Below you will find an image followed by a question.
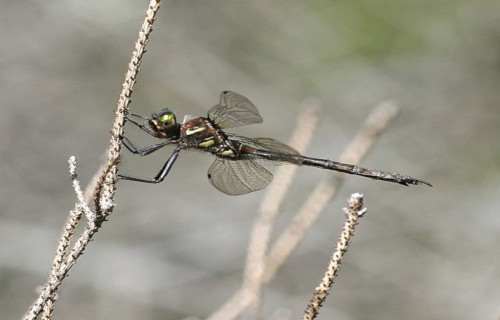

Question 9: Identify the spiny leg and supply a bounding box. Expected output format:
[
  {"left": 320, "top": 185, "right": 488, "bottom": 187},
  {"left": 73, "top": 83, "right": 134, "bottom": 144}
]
[
  {"left": 125, "top": 115, "right": 158, "bottom": 138},
  {"left": 127, "top": 112, "right": 149, "bottom": 120},
  {"left": 122, "top": 136, "right": 172, "bottom": 156},
  {"left": 118, "top": 146, "right": 183, "bottom": 184}
]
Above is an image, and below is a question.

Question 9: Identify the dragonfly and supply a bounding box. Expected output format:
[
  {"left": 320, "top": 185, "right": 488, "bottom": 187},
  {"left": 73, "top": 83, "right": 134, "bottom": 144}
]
[{"left": 118, "top": 91, "right": 431, "bottom": 195}]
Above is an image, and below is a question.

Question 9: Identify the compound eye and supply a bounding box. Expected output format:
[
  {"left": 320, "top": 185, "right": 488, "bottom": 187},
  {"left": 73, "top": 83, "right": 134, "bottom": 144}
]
[{"left": 157, "top": 110, "right": 175, "bottom": 124}]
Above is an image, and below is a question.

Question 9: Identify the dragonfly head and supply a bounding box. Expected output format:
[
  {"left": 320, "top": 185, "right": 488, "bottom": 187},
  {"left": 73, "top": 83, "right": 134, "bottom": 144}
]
[{"left": 149, "top": 109, "right": 179, "bottom": 139}]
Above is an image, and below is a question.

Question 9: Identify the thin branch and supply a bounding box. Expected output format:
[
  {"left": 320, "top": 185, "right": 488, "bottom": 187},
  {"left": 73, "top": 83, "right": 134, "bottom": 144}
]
[
  {"left": 301, "top": 193, "right": 367, "bottom": 320},
  {"left": 41, "top": 157, "right": 87, "bottom": 319},
  {"left": 92, "top": 1, "right": 161, "bottom": 217},
  {"left": 69, "top": 156, "right": 96, "bottom": 224},
  {"left": 23, "top": 1, "right": 161, "bottom": 319}
]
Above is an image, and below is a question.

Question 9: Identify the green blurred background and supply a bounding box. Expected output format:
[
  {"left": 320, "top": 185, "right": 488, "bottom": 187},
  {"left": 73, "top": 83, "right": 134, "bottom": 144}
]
[{"left": 1, "top": 1, "right": 499, "bottom": 319}]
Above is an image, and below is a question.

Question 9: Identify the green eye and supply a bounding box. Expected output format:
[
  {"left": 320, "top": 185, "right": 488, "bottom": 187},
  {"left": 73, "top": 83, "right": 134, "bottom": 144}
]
[{"left": 158, "top": 110, "right": 174, "bottom": 123}]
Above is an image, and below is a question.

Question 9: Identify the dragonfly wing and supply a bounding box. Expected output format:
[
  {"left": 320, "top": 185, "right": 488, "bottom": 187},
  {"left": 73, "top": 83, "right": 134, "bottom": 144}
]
[
  {"left": 207, "top": 158, "right": 273, "bottom": 195},
  {"left": 252, "top": 138, "right": 300, "bottom": 155},
  {"left": 228, "top": 135, "right": 303, "bottom": 166},
  {"left": 207, "top": 91, "right": 263, "bottom": 129}
]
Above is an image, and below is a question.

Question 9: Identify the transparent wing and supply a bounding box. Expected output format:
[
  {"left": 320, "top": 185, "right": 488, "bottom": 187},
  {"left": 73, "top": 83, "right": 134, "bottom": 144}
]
[
  {"left": 207, "top": 91, "right": 263, "bottom": 129},
  {"left": 228, "top": 135, "right": 303, "bottom": 166},
  {"left": 207, "top": 158, "right": 273, "bottom": 195},
  {"left": 246, "top": 137, "right": 300, "bottom": 155}
]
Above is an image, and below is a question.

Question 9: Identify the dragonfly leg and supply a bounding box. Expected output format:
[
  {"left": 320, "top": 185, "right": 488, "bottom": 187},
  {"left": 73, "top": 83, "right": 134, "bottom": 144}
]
[
  {"left": 122, "top": 136, "right": 171, "bottom": 156},
  {"left": 127, "top": 112, "right": 150, "bottom": 120},
  {"left": 125, "top": 115, "right": 158, "bottom": 138},
  {"left": 118, "top": 146, "right": 183, "bottom": 184}
]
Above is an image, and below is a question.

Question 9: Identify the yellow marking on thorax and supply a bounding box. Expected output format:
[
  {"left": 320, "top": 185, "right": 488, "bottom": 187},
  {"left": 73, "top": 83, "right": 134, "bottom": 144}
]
[
  {"left": 221, "top": 150, "right": 235, "bottom": 157},
  {"left": 185, "top": 126, "right": 207, "bottom": 135},
  {"left": 198, "top": 139, "right": 215, "bottom": 148}
]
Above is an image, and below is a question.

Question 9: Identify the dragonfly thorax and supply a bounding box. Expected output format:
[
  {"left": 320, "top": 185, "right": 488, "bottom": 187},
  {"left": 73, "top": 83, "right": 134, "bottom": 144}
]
[{"left": 179, "top": 117, "right": 239, "bottom": 158}]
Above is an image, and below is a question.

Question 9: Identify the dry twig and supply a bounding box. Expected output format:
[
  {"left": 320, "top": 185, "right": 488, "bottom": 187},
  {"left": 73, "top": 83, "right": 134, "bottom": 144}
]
[
  {"left": 301, "top": 193, "right": 367, "bottom": 320},
  {"left": 23, "top": 1, "right": 161, "bottom": 319}
]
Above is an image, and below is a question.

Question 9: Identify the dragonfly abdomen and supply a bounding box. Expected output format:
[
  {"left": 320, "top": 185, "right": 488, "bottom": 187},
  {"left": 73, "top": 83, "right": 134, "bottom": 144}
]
[{"left": 301, "top": 157, "right": 431, "bottom": 186}]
